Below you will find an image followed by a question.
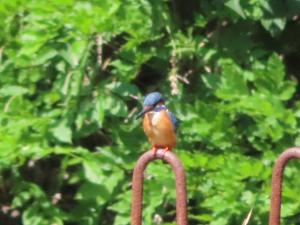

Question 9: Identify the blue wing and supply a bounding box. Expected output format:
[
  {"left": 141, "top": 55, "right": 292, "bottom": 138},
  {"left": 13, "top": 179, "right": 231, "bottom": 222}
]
[{"left": 167, "top": 111, "right": 179, "bottom": 131}]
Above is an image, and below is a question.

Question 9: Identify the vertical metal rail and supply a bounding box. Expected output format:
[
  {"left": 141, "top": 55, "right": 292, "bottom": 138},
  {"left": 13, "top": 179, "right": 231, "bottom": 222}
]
[
  {"left": 269, "top": 147, "right": 300, "bottom": 225},
  {"left": 131, "top": 149, "right": 188, "bottom": 225}
]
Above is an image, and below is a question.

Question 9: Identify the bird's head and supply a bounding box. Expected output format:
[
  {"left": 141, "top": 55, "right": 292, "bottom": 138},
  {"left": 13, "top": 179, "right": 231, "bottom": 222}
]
[{"left": 137, "top": 92, "right": 165, "bottom": 118}]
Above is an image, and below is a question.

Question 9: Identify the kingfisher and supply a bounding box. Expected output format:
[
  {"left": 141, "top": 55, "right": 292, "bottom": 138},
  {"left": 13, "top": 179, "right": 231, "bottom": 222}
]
[{"left": 137, "top": 92, "right": 178, "bottom": 155}]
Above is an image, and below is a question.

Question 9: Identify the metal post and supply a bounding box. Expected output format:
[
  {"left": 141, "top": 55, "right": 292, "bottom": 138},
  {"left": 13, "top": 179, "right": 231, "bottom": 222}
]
[
  {"left": 131, "top": 149, "right": 188, "bottom": 225},
  {"left": 269, "top": 147, "right": 300, "bottom": 225}
]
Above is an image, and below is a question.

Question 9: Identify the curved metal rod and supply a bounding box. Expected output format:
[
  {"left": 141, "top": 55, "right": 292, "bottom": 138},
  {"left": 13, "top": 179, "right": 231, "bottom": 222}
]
[
  {"left": 131, "top": 149, "right": 188, "bottom": 225},
  {"left": 269, "top": 147, "right": 300, "bottom": 225}
]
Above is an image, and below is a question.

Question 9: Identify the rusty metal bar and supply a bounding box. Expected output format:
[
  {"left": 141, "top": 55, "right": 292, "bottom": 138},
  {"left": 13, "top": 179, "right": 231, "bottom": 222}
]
[
  {"left": 269, "top": 147, "right": 300, "bottom": 225},
  {"left": 131, "top": 149, "right": 188, "bottom": 225}
]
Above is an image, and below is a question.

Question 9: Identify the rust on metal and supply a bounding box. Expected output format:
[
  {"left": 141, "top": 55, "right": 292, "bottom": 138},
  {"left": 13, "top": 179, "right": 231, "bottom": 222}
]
[
  {"left": 131, "top": 149, "right": 188, "bottom": 225},
  {"left": 269, "top": 147, "right": 300, "bottom": 225}
]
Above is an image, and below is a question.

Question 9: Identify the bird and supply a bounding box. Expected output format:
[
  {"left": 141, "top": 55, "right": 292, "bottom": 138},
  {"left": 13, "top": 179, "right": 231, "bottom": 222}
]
[{"left": 137, "top": 92, "right": 178, "bottom": 155}]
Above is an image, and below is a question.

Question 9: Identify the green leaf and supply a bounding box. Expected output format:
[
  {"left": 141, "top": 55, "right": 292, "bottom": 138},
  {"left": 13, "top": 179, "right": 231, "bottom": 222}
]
[
  {"left": 225, "top": 0, "right": 245, "bottom": 18},
  {"left": 0, "top": 86, "right": 28, "bottom": 96},
  {"left": 215, "top": 59, "right": 249, "bottom": 99},
  {"left": 91, "top": 95, "right": 105, "bottom": 127},
  {"left": 110, "top": 59, "right": 138, "bottom": 81},
  {"left": 33, "top": 48, "right": 58, "bottom": 65},
  {"left": 61, "top": 40, "right": 87, "bottom": 68},
  {"left": 83, "top": 157, "right": 103, "bottom": 184},
  {"left": 76, "top": 182, "right": 110, "bottom": 204},
  {"left": 279, "top": 81, "right": 296, "bottom": 100},
  {"left": 104, "top": 95, "right": 127, "bottom": 117},
  {"left": 261, "top": 18, "right": 286, "bottom": 36},
  {"left": 106, "top": 82, "right": 140, "bottom": 97},
  {"left": 202, "top": 73, "right": 220, "bottom": 89},
  {"left": 51, "top": 121, "right": 72, "bottom": 143}
]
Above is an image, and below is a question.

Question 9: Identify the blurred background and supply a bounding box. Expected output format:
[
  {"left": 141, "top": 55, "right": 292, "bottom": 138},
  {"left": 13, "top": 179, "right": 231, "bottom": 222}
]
[{"left": 1, "top": 0, "right": 300, "bottom": 224}]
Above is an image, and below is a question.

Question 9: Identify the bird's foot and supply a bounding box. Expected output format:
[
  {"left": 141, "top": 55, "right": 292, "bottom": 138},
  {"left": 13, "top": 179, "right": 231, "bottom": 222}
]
[
  {"left": 161, "top": 146, "right": 171, "bottom": 159},
  {"left": 151, "top": 146, "right": 159, "bottom": 156},
  {"left": 151, "top": 146, "right": 172, "bottom": 158}
]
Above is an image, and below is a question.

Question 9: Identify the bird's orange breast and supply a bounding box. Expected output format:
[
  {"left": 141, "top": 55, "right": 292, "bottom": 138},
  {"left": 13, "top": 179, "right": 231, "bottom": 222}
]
[{"left": 142, "top": 110, "right": 176, "bottom": 149}]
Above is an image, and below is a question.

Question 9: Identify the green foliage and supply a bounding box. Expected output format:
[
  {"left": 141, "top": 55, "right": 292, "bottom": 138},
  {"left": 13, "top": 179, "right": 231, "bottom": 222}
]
[{"left": 1, "top": 0, "right": 300, "bottom": 224}]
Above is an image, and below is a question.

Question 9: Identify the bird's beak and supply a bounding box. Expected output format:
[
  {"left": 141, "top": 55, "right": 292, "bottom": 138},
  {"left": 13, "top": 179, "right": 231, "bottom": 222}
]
[{"left": 136, "top": 106, "right": 152, "bottom": 119}]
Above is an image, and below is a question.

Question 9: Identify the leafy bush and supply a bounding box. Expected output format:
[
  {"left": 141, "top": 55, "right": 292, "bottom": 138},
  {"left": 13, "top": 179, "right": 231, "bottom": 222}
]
[{"left": 1, "top": 0, "right": 300, "bottom": 224}]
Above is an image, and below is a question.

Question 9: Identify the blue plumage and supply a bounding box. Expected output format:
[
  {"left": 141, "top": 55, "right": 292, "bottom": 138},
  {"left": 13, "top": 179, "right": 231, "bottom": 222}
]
[
  {"left": 143, "top": 92, "right": 164, "bottom": 106},
  {"left": 167, "top": 111, "right": 178, "bottom": 131},
  {"left": 137, "top": 92, "right": 165, "bottom": 118}
]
